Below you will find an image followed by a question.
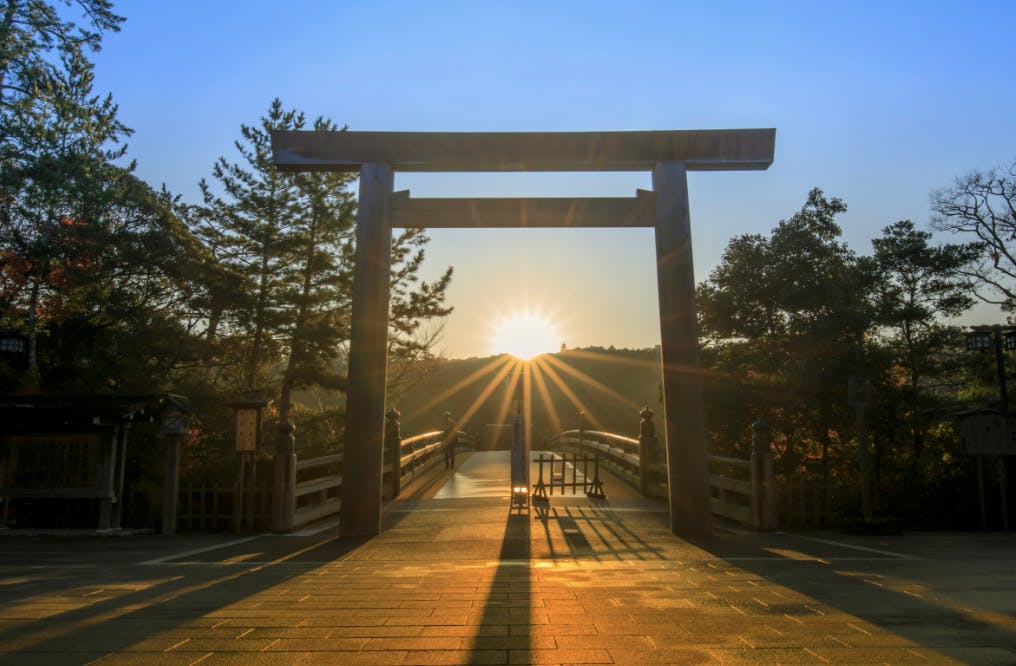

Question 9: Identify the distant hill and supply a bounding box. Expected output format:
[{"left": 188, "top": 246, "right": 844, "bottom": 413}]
[{"left": 394, "top": 347, "right": 663, "bottom": 447}]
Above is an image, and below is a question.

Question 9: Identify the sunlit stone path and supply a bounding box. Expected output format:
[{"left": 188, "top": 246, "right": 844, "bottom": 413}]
[{"left": 0, "top": 453, "right": 1014, "bottom": 664}]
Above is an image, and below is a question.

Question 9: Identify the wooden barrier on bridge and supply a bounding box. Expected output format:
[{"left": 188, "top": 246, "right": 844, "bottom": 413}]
[
  {"left": 549, "top": 416, "right": 777, "bottom": 531},
  {"left": 274, "top": 425, "right": 475, "bottom": 532},
  {"left": 531, "top": 452, "right": 606, "bottom": 500}
]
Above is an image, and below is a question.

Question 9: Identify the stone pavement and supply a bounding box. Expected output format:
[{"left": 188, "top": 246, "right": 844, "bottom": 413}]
[{"left": 0, "top": 454, "right": 1015, "bottom": 665}]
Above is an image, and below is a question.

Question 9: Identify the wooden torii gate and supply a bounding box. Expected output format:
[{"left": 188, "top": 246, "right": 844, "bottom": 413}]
[{"left": 271, "top": 129, "right": 776, "bottom": 537}]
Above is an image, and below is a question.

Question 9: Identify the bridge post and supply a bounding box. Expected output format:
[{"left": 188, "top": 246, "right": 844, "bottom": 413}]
[
  {"left": 386, "top": 409, "right": 402, "bottom": 499},
  {"left": 751, "top": 419, "right": 777, "bottom": 531},
  {"left": 577, "top": 411, "right": 586, "bottom": 451},
  {"left": 341, "top": 162, "right": 394, "bottom": 537},
  {"left": 273, "top": 421, "right": 296, "bottom": 532},
  {"left": 653, "top": 161, "right": 712, "bottom": 535},
  {"left": 638, "top": 407, "right": 656, "bottom": 496}
]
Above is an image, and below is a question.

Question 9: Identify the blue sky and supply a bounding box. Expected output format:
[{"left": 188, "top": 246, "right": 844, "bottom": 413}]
[{"left": 94, "top": 1, "right": 1016, "bottom": 357}]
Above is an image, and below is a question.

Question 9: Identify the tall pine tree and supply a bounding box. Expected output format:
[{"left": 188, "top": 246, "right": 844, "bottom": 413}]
[
  {"left": 0, "top": 1, "right": 129, "bottom": 388},
  {"left": 193, "top": 100, "right": 453, "bottom": 439}
]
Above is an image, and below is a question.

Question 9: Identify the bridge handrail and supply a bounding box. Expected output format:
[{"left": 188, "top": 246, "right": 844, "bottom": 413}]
[
  {"left": 549, "top": 427, "right": 774, "bottom": 531},
  {"left": 296, "top": 452, "right": 342, "bottom": 472},
  {"left": 286, "top": 428, "right": 476, "bottom": 530},
  {"left": 551, "top": 429, "right": 644, "bottom": 490}
]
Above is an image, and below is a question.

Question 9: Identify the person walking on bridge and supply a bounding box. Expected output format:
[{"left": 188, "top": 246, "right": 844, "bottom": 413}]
[{"left": 442, "top": 411, "right": 458, "bottom": 469}]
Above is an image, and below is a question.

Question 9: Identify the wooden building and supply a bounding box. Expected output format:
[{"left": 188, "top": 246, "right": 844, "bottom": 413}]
[{"left": 0, "top": 394, "right": 193, "bottom": 531}]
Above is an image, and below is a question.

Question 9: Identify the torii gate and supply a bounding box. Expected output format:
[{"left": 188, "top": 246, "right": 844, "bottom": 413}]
[{"left": 272, "top": 129, "right": 776, "bottom": 538}]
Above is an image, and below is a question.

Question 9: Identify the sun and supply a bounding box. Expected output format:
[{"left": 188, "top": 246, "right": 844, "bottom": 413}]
[{"left": 492, "top": 313, "right": 559, "bottom": 360}]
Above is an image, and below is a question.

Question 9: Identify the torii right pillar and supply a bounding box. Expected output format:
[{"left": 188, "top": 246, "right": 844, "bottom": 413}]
[{"left": 653, "top": 161, "right": 712, "bottom": 535}]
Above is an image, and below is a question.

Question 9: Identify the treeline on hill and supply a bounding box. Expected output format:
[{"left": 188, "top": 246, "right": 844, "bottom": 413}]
[
  {"left": 395, "top": 347, "right": 663, "bottom": 445},
  {"left": 3, "top": 2, "right": 1016, "bottom": 529},
  {"left": 0, "top": 3, "right": 452, "bottom": 507}
]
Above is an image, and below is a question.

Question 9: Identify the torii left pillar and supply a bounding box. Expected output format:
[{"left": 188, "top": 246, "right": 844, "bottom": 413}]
[{"left": 341, "top": 162, "right": 393, "bottom": 537}]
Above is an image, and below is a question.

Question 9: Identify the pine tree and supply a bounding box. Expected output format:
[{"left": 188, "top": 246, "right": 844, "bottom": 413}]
[
  {"left": 194, "top": 100, "right": 454, "bottom": 440},
  {"left": 0, "top": 0, "right": 129, "bottom": 388},
  {"left": 194, "top": 98, "right": 304, "bottom": 391}
]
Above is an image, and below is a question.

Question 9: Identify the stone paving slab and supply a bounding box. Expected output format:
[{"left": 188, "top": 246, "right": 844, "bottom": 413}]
[{"left": 1, "top": 468, "right": 1015, "bottom": 664}]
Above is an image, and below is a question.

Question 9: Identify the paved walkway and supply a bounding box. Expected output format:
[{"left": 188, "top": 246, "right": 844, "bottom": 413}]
[{"left": 0, "top": 452, "right": 1014, "bottom": 664}]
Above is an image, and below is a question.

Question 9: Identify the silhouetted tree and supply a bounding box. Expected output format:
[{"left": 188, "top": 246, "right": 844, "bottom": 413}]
[{"left": 931, "top": 160, "right": 1016, "bottom": 309}]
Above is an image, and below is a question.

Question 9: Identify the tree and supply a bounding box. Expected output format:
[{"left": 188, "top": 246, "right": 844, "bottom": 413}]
[
  {"left": 193, "top": 100, "right": 453, "bottom": 439},
  {"left": 698, "top": 189, "right": 875, "bottom": 521},
  {"left": 1, "top": 63, "right": 131, "bottom": 387},
  {"left": 0, "top": 0, "right": 124, "bottom": 162},
  {"left": 277, "top": 116, "right": 357, "bottom": 426},
  {"left": 193, "top": 98, "right": 305, "bottom": 392},
  {"left": 871, "top": 220, "right": 978, "bottom": 471},
  {"left": 0, "top": 1, "right": 128, "bottom": 388},
  {"left": 931, "top": 160, "right": 1015, "bottom": 309}
]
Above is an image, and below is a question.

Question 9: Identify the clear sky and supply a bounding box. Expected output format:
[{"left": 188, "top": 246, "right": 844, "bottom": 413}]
[{"left": 93, "top": 1, "right": 1016, "bottom": 358}]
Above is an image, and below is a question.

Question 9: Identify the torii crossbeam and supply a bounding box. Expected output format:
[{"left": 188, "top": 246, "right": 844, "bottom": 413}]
[{"left": 272, "top": 129, "right": 776, "bottom": 538}]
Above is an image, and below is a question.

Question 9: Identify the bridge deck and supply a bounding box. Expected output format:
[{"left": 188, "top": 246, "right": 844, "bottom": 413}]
[{"left": 0, "top": 452, "right": 1013, "bottom": 663}]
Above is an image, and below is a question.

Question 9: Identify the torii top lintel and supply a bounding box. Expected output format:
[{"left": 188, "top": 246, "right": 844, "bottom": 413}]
[{"left": 271, "top": 129, "right": 775, "bottom": 173}]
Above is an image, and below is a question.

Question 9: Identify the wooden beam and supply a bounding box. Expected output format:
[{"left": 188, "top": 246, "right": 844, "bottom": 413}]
[
  {"left": 390, "top": 190, "right": 656, "bottom": 228},
  {"left": 272, "top": 129, "right": 775, "bottom": 173}
]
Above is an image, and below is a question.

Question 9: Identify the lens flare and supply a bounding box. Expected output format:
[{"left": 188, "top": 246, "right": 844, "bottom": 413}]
[{"left": 492, "top": 314, "right": 559, "bottom": 360}]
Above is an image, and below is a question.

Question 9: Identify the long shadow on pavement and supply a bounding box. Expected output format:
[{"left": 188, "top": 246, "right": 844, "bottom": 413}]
[
  {"left": 468, "top": 510, "right": 532, "bottom": 664},
  {"left": 0, "top": 532, "right": 368, "bottom": 662},
  {"left": 684, "top": 529, "right": 1016, "bottom": 663}
]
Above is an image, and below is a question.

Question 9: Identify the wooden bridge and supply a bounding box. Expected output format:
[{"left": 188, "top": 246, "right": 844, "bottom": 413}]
[{"left": 262, "top": 409, "right": 779, "bottom": 534}]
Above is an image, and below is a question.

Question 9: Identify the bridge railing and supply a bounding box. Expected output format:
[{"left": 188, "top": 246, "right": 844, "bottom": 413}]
[
  {"left": 293, "top": 452, "right": 342, "bottom": 528},
  {"left": 550, "top": 429, "right": 651, "bottom": 491},
  {"left": 277, "top": 424, "right": 475, "bottom": 531},
  {"left": 390, "top": 429, "right": 476, "bottom": 497},
  {"left": 549, "top": 416, "right": 777, "bottom": 531}
]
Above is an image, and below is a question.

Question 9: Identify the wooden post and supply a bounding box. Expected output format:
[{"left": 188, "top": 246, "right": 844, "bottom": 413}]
[
  {"left": 162, "top": 434, "right": 181, "bottom": 535},
  {"left": 341, "top": 162, "right": 394, "bottom": 538},
  {"left": 977, "top": 456, "right": 987, "bottom": 529},
  {"left": 856, "top": 404, "right": 873, "bottom": 523},
  {"left": 98, "top": 425, "right": 118, "bottom": 531},
  {"left": 273, "top": 421, "right": 297, "bottom": 532},
  {"left": 386, "top": 409, "right": 402, "bottom": 499},
  {"left": 751, "top": 419, "right": 777, "bottom": 531},
  {"left": 213, "top": 484, "right": 220, "bottom": 530},
  {"left": 233, "top": 452, "right": 245, "bottom": 533},
  {"left": 999, "top": 457, "right": 1009, "bottom": 531},
  {"left": 113, "top": 424, "right": 130, "bottom": 529},
  {"left": 245, "top": 452, "right": 256, "bottom": 530},
  {"left": 653, "top": 161, "right": 712, "bottom": 535},
  {"left": 638, "top": 407, "right": 656, "bottom": 496}
]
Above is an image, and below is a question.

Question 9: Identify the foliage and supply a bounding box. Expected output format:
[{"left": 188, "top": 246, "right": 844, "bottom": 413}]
[
  {"left": 696, "top": 190, "right": 996, "bottom": 527},
  {"left": 869, "top": 220, "right": 978, "bottom": 481},
  {"left": 0, "top": 1, "right": 131, "bottom": 388},
  {"left": 698, "top": 189, "right": 871, "bottom": 461},
  {"left": 189, "top": 99, "right": 453, "bottom": 458}
]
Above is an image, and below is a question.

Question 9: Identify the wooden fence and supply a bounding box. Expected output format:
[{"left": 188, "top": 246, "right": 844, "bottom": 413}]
[
  {"left": 178, "top": 482, "right": 271, "bottom": 532},
  {"left": 550, "top": 424, "right": 777, "bottom": 531},
  {"left": 283, "top": 430, "right": 475, "bottom": 531}
]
